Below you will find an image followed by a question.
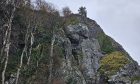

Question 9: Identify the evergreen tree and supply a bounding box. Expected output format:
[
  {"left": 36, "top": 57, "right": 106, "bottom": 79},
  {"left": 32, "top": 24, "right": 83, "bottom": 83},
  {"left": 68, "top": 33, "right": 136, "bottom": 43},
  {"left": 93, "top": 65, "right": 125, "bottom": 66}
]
[{"left": 78, "top": 6, "right": 87, "bottom": 17}]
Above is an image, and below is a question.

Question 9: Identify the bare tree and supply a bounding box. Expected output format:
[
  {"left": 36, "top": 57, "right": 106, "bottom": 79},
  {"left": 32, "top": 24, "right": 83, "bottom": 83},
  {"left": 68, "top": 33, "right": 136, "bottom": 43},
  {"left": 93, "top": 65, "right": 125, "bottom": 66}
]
[
  {"left": 15, "top": 6, "right": 37, "bottom": 84},
  {"left": 0, "top": 0, "right": 18, "bottom": 84},
  {"left": 35, "top": 0, "right": 57, "bottom": 13},
  {"left": 48, "top": 33, "right": 56, "bottom": 84},
  {"left": 62, "top": 7, "right": 72, "bottom": 17},
  {"left": 47, "top": 8, "right": 61, "bottom": 84},
  {"left": 27, "top": 32, "right": 34, "bottom": 65},
  {"left": 15, "top": 24, "right": 30, "bottom": 84}
]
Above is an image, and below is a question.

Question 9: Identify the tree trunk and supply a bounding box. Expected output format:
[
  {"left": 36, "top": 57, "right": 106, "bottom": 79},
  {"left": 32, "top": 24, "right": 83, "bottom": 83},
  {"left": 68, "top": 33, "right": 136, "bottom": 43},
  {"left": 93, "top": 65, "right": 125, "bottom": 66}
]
[
  {"left": 15, "top": 25, "right": 30, "bottom": 84},
  {"left": 27, "top": 32, "right": 34, "bottom": 65},
  {"left": 1, "top": 4, "right": 16, "bottom": 84},
  {"left": 48, "top": 34, "right": 55, "bottom": 84},
  {"left": 15, "top": 46, "right": 27, "bottom": 84}
]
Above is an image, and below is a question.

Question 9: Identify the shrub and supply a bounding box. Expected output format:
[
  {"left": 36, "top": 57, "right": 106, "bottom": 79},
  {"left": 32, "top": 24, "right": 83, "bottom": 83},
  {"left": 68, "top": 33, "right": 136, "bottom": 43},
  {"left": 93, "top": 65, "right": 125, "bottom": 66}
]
[
  {"left": 97, "top": 33, "right": 115, "bottom": 54},
  {"left": 65, "top": 17, "right": 80, "bottom": 25},
  {"left": 99, "top": 51, "right": 130, "bottom": 76}
]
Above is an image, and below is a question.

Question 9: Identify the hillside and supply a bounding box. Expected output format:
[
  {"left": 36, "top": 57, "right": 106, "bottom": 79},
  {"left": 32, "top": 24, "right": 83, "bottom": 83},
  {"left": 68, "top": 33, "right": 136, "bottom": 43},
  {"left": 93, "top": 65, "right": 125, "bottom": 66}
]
[{"left": 0, "top": 1, "right": 140, "bottom": 84}]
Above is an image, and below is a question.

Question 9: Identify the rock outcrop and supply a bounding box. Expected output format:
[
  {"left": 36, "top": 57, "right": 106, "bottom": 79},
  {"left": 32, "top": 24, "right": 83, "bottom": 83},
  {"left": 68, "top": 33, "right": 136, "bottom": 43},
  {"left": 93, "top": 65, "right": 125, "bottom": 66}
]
[
  {"left": 0, "top": 7, "right": 140, "bottom": 83},
  {"left": 60, "top": 15, "right": 140, "bottom": 83},
  {"left": 51, "top": 20, "right": 140, "bottom": 84},
  {"left": 64, "top": 23, "right": 103, "bottom": 84}
]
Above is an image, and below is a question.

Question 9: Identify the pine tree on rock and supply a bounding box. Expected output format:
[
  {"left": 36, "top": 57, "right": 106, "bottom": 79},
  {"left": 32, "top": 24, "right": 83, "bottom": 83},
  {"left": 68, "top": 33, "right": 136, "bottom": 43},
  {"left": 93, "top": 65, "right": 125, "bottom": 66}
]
[{"left": 78, "top": 6, "right": 87, "bottom": 17}]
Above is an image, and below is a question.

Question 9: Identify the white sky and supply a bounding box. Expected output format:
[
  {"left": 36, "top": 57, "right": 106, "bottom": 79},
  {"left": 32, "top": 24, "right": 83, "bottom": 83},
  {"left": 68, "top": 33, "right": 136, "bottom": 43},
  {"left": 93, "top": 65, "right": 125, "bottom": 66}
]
[{"left": 46, "top": 0, "right": 140, "bottom": 64}]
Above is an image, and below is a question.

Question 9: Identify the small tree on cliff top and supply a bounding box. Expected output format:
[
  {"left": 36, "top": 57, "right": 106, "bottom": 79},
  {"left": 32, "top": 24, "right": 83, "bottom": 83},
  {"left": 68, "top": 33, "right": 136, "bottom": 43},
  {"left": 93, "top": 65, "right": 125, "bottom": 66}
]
[
  {"left": 78, "top": 6, "right": 87, "bottom": 17},
  {"left": 62, "top": 7, "right": 72, "bottom": 17}
]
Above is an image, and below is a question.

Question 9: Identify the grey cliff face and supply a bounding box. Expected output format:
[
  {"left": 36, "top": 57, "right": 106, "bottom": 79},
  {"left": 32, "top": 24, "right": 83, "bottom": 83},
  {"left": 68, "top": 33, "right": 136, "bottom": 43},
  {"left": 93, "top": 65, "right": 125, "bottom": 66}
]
[
  {"left": 62, "top": 23, "right": 103, "bottom": 84},
  {"left": 108, "top": 63, "right": 140, "bottom": 84},
  {"left": 60, "top": 22, "right": 140, "bottom": 84}
]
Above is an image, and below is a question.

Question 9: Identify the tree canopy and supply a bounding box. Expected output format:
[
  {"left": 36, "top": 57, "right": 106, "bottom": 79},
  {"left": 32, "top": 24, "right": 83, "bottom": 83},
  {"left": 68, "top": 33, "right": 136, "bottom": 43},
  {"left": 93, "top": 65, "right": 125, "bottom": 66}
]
[
  {"left": 78, "top": 6, "right": 87, "bottom": 17},
  {"left": 62, "top": 6, "right": 72, "bottom": 17}
]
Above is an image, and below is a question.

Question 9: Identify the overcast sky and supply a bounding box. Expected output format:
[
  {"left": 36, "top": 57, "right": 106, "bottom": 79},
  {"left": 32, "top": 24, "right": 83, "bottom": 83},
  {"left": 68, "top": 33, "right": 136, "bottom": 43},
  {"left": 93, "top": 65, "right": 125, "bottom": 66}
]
[{"left": 46, "top": 0, "right": 140, "bottom": 64}]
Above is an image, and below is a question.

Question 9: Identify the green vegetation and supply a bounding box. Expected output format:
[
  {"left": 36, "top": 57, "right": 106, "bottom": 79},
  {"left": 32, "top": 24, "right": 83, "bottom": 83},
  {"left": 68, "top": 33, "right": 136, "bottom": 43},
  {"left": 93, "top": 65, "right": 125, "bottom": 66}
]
[
  {"left": 54, "top": 44, "right": 64, "bottom": 58},
  {"left": 78, "top": 52, "right": 84, "bottom": 60},
  {"left": 131, "top": 76, "right": 140, "bottom": 82},
  {"left": 73, "top": 51, "right": 84, "bottom": 66},
  {"left": 67, "top": 78, "right": 77, "bottom": 84},
  {"left": 32, "top": 44, "right": 43, "bottom": 62},
  {"left": 78, "top": 6, "right": 87, "bottom": 17},
  {"left": 65, "top": 17, "right": 80, "bottom": 25},
  {"left": 97, "top": 33, "right": 115, "bottom": 54},
  {"left": 99, "top": 51, "right": 130, "bottom": 76},
  {"left": 63, "top": 7, "right": 72, "bottom": 17},
  {"left": 0, "top": 0, "right": 137, "bottom": 83}
]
